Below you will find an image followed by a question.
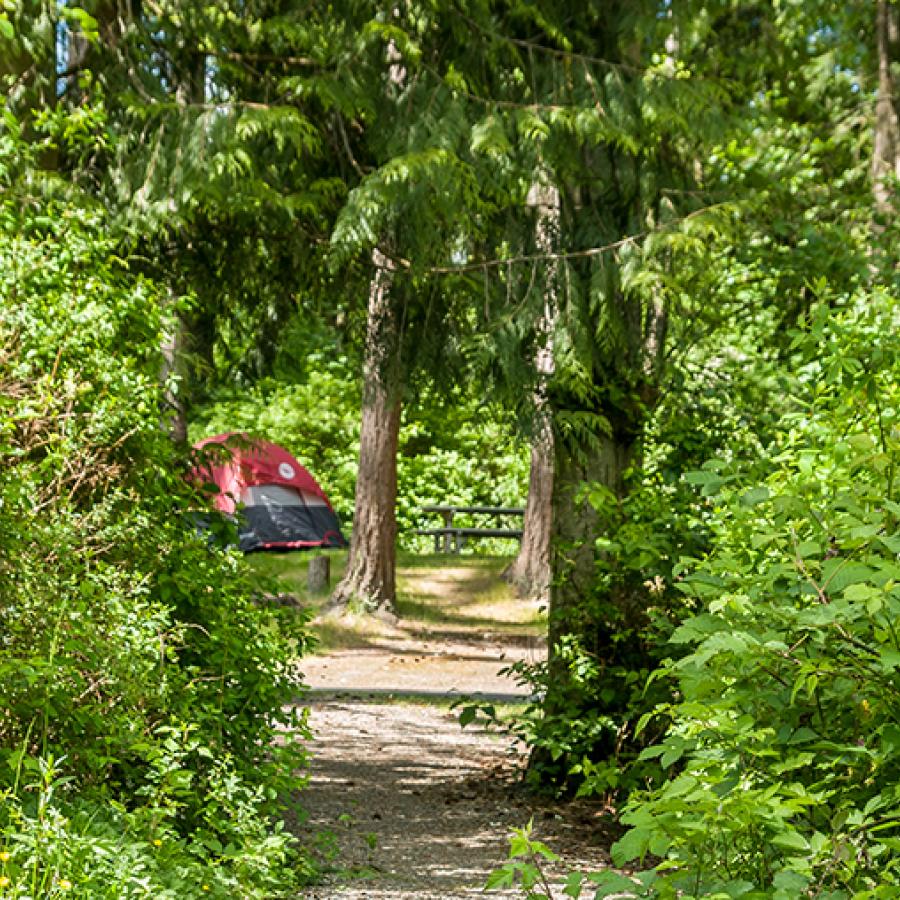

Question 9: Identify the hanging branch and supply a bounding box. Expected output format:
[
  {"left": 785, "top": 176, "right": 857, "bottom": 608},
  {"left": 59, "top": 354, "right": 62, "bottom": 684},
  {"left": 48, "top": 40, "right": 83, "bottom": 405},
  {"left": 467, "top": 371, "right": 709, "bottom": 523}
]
[{"left": 374, "top": 202, "right": 734, "bottom": 276}]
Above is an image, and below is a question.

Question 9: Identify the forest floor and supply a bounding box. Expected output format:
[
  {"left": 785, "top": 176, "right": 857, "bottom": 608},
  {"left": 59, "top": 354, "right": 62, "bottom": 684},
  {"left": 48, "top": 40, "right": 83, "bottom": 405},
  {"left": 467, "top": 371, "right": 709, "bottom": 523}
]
[{"left": 255, "top": 555, "right": 620, "bottom": 899}]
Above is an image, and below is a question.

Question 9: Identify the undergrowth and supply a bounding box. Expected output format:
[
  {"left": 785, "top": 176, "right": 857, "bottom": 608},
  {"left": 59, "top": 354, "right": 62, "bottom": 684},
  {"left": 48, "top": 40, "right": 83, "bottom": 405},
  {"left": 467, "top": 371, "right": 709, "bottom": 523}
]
[{"left": 0, "top": 144, "right": 315, "bottom": 897}]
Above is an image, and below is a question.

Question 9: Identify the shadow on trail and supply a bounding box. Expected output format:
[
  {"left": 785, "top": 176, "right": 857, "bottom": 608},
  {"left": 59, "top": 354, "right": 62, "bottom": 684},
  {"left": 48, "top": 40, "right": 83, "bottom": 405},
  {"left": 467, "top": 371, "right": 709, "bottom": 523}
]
[{"left": 292, "top": 700, "right": 614, "bottom": 899}]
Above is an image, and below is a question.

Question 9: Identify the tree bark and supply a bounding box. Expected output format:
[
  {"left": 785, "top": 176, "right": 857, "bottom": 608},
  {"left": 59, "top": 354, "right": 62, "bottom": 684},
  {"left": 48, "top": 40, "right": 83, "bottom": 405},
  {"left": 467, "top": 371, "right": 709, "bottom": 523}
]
[
  {"left": 528, "top": 423, "right": 638, "bottom": 783},
  {"left": 873, "top": 0, "right": 900, "bottom": 219},
  {"left": 328, "top": 248, "right": 403, "bottom": 614},
  {"left": 546, "top": 432, "right": 633, "bottom": 672},
  {"left": 328, "top": 16, "right": 408, "bottom": 615},
  {"left": 534, "top": 268, "right": 668, "bottom": 785},
  {"left": 505, "top": 177, "right": 559, "bottom": 601},
  {"left": 307, "top": 556, "right": 331, "bottom": 594},
  {"left": 506, "top": 420, "right": 554, "bottom": 600},
  {"left": 160, "top": 290, "right": 189, "bottom": 444},
  {"left": 157, "top": 45, "right": 206, "bottom": 445}
]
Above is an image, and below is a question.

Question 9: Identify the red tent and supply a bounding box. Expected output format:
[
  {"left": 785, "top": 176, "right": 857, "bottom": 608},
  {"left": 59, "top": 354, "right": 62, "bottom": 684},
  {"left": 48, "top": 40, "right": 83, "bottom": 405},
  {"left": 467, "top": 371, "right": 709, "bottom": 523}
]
[{"left": 194, "top": 433, "right": 346, "bottom": 551}]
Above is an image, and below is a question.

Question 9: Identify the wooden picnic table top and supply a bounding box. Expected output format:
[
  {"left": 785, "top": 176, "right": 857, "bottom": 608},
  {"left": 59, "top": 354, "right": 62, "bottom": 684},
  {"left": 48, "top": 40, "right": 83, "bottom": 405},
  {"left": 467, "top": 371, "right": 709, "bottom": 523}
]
[{"left": 420, "top": 504, "right": 525, "bottom": 516}]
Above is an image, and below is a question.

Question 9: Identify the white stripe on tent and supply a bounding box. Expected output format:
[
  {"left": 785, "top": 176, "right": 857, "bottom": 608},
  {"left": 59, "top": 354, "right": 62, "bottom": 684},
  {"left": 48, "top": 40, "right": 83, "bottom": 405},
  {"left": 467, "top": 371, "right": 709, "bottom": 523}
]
[{"left": 242, "top": 484, "right": 328, "bottom": 508}]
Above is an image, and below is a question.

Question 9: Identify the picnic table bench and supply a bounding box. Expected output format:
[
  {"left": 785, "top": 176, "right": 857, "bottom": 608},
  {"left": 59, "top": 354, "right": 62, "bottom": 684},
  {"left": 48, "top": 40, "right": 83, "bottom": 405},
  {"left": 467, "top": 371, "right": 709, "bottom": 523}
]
[{"left": 415, "top": 504, "right": 525, "bottom": 553}]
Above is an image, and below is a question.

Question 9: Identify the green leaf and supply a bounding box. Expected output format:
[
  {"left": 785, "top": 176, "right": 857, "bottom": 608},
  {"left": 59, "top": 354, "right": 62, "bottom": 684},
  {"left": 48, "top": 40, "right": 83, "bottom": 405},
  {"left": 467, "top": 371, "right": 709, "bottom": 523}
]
[
  {"left": 843, "top": 583, "right": 879, "bottom": 603},
  {"left": 740, "top": 486, "right": 770, "bottom": 507},
  {"left": 822, "top": 560, "right": 874, "bottom": 593},
  {"left": 470, "top": 115, "right": 511, "bottom": 157},
  {"left": 62, "top": 6, "right": 99, "bottom": 40},
  {"left": 485, "top": 865, "right": 516, "bottom": 890},
  {"left": 771, "top": 831, "right": 809, "bottom": 852},
  {"left": 586, "top": 870, "right": 643, "bottom": 893},
  {"left": 772, "top": 870, "right": 810, "bottom": 892},
  {"left": 562, "top": 871, "right": 583, "bottom": 898},
  {"left": 611, "top": 827, "right": 651, "bottom": 865}
]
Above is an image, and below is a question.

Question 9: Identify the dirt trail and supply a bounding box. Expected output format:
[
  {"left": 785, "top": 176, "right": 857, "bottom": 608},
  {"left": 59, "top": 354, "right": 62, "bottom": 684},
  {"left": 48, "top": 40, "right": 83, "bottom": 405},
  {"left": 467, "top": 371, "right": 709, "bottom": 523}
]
[
  {"left": 289, "top": 561, "right": 617, "bottom": 899},
  {"left": 294, "top": 701, "right": 612, "bottom": 899}
]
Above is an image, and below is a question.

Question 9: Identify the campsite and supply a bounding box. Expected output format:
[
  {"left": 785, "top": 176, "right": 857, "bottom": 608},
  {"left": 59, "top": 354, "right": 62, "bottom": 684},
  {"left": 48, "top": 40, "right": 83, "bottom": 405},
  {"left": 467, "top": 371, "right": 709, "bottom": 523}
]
[
  {"left": 2, "top": 4, "right": 900, "bottom": 899},
  {"left": 193, "top": 434, "right": 347, "bottom": 551}
]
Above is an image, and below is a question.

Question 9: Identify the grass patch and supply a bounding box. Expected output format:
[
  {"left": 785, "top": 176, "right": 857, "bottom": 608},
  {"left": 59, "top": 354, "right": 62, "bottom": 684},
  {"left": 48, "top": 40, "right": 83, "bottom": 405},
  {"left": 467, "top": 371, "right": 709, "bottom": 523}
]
[
  {"left": 245, "top": 549, "right": 349, "bottom": 598},
  {"left": 310, "top": 613, "right": 398, "bottom": 652},
  {"left": 245, "top": 549, "right": 545, "bottom": 652}
]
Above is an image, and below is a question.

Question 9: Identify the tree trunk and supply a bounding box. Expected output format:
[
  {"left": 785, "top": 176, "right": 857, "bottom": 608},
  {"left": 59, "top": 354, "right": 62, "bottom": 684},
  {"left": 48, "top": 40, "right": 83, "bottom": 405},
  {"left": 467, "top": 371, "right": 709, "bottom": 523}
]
[
  {"left": 526, "top": 424, "right": 637, "bottom": 784},
  {"left": 546, "top": 432, "right": 633, "bottom": 669},
  {"left": 328, "top": 248, "right": 403, "bottom": 614},
  {"left": 160, "top": 293, "right": 189, "bottom": 444},
  {"left": 505, "top": 177, "right": 559, "bottom": 601},
  {"left": 533, "top": 265, "right": 668, "bottom": 785},
  {"left": 505, "top": 420, "right": 554, "bottom": 600},
  {"left": 158, "top": 47, "right": 206, "bottom": 445},
  {"left": 307, "top": 555, "right": 331, "bottom": 594},
  {"left": 873, "top": 0, "right": 900, "bottom": 219}
]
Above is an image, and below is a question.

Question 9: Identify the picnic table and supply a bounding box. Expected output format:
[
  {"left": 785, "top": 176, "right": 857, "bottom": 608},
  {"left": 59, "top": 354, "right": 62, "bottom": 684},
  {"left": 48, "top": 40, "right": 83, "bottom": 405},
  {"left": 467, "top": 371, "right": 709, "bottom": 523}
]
[{"left": 415, "top": 504, "right": 525, "bottom": 553}]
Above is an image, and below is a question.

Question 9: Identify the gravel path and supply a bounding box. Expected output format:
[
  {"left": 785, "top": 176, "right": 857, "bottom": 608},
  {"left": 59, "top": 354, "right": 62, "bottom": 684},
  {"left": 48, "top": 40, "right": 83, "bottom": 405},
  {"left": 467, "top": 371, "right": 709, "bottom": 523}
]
[
  {"left": 300, "top": 634, "right": 541, "bottom": 700},
  {"left": 292, "top": 699, "right": 614, "bottom": 899},
  {"left": 285, "top": 565, "right": 619, "bottom": 898}
]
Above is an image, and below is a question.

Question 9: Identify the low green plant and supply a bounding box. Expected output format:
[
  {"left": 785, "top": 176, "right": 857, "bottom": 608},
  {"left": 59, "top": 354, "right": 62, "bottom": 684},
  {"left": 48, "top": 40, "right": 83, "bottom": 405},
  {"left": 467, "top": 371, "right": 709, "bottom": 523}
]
[
  {"left": 494, "top": 472, "right": 709, "bottom": 799},
  {"left": 494, "top": 279, "right": 802, "bottom": 802},
  {"left": 0, "top": 752, "right": 308, "bottom": 899},
  {"left": 486, "top": 822, "right": 656, "bottom": 899},
  {"left": 485, "top": 821, "right": 567, "bottom": 899},
  {"left": 607, "top": 294, "right": 900, "bottom": 896}
]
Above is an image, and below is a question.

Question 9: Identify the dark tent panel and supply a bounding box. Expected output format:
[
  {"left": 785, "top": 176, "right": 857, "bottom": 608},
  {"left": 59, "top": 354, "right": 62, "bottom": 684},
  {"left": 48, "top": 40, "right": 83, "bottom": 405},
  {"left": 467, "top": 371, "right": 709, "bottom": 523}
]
[{"left": 193, "top": 433, "right": 347, "bottom": 552}]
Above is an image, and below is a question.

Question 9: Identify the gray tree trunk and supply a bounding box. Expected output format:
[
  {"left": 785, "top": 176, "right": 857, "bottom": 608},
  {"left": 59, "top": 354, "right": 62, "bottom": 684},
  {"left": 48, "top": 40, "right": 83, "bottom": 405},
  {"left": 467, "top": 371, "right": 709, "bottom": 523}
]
[
  {"left": 158, "top": 48, "right": 206, "bottom": 445},
  {"left": 328, "top": 18, "right": 408, "bottom": 615},
  {"left": 160, "top": 297, "right": 189, "bottom": 444},
  {"left": 328, "top": 248, "right": 403, "bottom": 614},
  {"left": 506, "top": 420, "right": 554, "bottom": 600},
  {"left": 873, "top": 0, "right": 900, "bottom": 218},
  {"left": 535, "top": 279, "right": 668, "bottom": 783},
  {"left": 547, "top": 433, "right": 633, "bottom": 672},
  {"left": 307, "top": 556, "right": 331, "bottom": 594},
  {"left": 505, "top": 177, "right": 560, "bottom": 601}
]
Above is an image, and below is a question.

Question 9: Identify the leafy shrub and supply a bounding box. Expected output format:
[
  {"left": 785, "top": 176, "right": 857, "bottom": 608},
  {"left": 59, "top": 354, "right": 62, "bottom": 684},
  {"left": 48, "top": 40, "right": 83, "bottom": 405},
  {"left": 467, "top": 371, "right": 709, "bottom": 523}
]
[
  {"left": 0, "top": 152, "right": 312, "bottom": 894},
  {"left": 0, "top": 753, "right": 305, "bottom": 899},
  {"left": 609, "top": 295, "right": 900, "bottom": 897},
  {"left": 498, "top": 472, "right": 704, "bottom": 799},
  {"left": 500, "top": 291, "right": 807, "bottom": 801},
  {"left": 397, "top": 392, "right": 528, "bottom": 549}
]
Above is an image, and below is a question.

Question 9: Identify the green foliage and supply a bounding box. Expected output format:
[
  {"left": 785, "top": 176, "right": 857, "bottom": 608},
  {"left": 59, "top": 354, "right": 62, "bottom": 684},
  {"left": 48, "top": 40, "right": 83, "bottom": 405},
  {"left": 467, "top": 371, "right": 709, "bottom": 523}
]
[
  {"left": 189, "top": 358, "right": 361, "bottom": 523},
  {"left": 497, "top": 307, "right": 783, "bottom": 798},
  {"left": 397, "top": 391, "right": 528, "bottom": 547},
  {"left": 0, "top": 140, "right": 313, "bottom": 895},
  {"left": 485, "top": 821, "right": 561, "bottom": 900},
  {"left": 7, "top": 5, "right": 897, "bottom": 896},
  {"left": 609, "top": 293, "right": 900, "bottom": 897},
  {"left": 500, "top": 461, "right": 709, "bottom": 798},
  {"left": 0, "top": 753, "right": 305, "bottom": 899},
  {"left": 486, "top": 822, "right": 659, "bottom": 899}
]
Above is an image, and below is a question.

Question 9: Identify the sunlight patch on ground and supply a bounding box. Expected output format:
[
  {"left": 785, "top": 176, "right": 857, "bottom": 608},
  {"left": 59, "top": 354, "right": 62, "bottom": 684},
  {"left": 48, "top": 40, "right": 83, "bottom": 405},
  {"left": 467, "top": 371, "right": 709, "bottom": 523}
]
[{"left": 247, "top": 550, "right": 546, "bottom": 654}]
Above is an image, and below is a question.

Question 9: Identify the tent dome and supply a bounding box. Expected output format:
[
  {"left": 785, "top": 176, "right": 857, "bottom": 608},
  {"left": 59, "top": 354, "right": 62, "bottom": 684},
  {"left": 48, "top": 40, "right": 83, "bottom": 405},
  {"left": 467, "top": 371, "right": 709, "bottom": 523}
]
[{"left": 193, "top": 432, "right": 347, "bottom": 551}]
